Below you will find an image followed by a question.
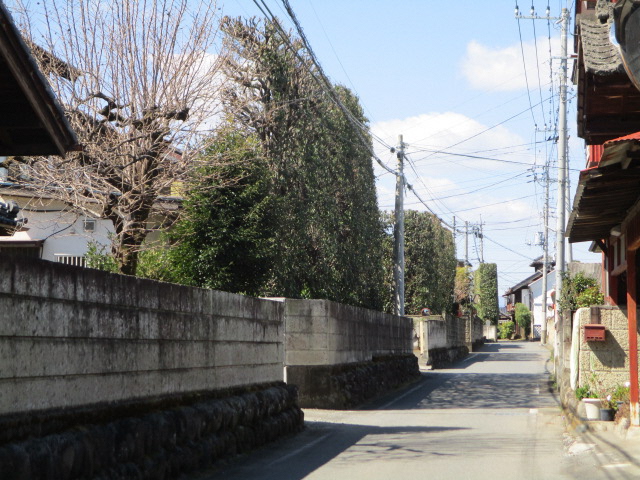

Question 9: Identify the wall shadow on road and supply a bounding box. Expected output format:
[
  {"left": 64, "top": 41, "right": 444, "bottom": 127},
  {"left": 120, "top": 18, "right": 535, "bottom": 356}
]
[
  {"left": 476, "top": 342, "right": 529, "bottom": 352},
  {"left": 407, "top": 372, "right": 557, "bottom": 410},
  {"left": 208, "top": 422, "right": 469, "bottom": 480},
  {"left": 447, "top": 352, "right": 542, "bottom": 366},
  {"left": 361, "top": 341, "right": 558, "bottom": 411}
]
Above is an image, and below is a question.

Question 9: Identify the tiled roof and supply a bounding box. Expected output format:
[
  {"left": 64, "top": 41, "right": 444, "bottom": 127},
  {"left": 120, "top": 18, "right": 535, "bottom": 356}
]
[
  {"left": 579, "top": 16, "right": 625, "bottom": 75},
  {"left": 603, "top": 130, "right": 640, "bottom": 144}
]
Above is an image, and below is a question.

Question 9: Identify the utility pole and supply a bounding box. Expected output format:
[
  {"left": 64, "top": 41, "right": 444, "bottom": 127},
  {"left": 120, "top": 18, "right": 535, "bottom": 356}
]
[
  {"left": 541, "top": 162, "right": 550, "bottom": 345},
  {"left": 453, "top": 216, "right": 457, "bottom": 243},
  {"left": 465, "top": 221, "right": 469, "bottom": 266},
  {"left": 479, "top": 218, "right": 484, "bottom": 263},
  {"left": 393, "top": 135, "right": 405, "bottom": 316},
  {"left": 516, "top": 5, "right": 569, "bottom": 366},
  {"left": 555, "top": 7, "right": 569, "bottom": 368}
]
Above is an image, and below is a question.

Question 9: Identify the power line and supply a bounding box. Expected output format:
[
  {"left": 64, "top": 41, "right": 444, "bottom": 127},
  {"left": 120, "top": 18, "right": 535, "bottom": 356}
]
[
  {"left": 251, "top": 0, "right": 397, "bottom": 176},
  {"left": 406, "top": 147, "right": 581, "bottom": 171},
  {"left": 516, "top": 12, "right": 537, "bottom": 126},
  {"left": 485, "top": 234, "right": 535, "bottom": 261}
]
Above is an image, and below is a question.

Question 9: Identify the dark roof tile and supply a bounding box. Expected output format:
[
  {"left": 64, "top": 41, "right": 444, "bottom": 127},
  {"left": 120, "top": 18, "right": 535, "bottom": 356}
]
[{"left": 579, "top": 17, "right": 625, "bottom": 75}]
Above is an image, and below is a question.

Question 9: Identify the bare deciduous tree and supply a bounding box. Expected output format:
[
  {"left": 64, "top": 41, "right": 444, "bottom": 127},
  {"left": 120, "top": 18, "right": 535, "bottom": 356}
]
[{"left": 7, "top": 0, "right": 225, "bottom": 274}]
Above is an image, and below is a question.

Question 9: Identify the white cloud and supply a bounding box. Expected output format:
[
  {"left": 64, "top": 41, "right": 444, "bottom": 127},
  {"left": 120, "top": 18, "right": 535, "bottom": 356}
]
[
  {"left": 370, "top": 111, "right": 541, "bottom": 243},
  {"left": 371, "top": 112, "right": 530, "bottom": 177},
  {"left": 460, "top": 37, "right": 560, "bottom": 91}
]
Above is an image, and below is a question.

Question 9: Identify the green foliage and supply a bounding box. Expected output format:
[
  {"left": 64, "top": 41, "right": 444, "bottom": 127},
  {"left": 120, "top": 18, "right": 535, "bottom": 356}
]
[
  {"left": 136, "top": 243, "right": 183, "bottom": 284},
  {"left": 474, "top": 263, "right": 500, "bottom": 324},
  {"left": 612, "top": 384, "right": 630, "bottom": 403},
  {"left": 575, "top": 385, "right": 595, "bottom": 400},
  {"left": 455, "top": 266, "right": 473, "bottom": 314},
  {"left": 380, "top": 210, "right": 456, "bottom": 315},
  {"left": 576, "top": 285, "right": 605, "bottom": 309},
  {"left": 161, "top": 129, "right": 277, "bottom": 295},
  {"left": 85, "top": 241, "right": 118, "bottom": 273},
  {"left": 498, "top": 321, "right": 515, "bottom": 339},
  {"left": 559, "top": 272, "right": 604, "bottom": 312},
  {"left": 160, "top": 18, "right": 386, "bottom": 308},
  {"left": 515, "top": 303, "right": 532, "bottom": 337}
]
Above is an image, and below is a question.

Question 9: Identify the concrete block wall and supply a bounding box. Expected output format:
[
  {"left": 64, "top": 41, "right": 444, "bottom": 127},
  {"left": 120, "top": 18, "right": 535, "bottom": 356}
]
[
  {"left": 575, "top": 306, "right": 636, "bottom": 391},
  {"left": 410, "top": 314, "right": 484, "bottom": 369},
  {"left": 484, "top": 324, "right": 498, "bottom": 342},
  {"left": 283, "top": 299, "right": 418, "bottom": 408},
  {"left": 424, "top": 315, "right": 447, "bottom": 349},
  {"left": 284, "top": 299, "right": 412, "bottom": 367},
  {"left": 0, "top": 257, "right": 285, "bottom": 416}
]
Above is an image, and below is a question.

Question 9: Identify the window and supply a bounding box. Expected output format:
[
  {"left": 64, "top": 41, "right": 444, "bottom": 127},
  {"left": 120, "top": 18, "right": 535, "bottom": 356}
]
[{"left": 83, "top": 218, "right": 96, "bottom": 233}]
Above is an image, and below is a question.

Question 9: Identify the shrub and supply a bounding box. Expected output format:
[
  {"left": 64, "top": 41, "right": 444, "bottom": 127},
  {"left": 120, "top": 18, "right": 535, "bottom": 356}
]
[
  {"left": 498, "top": 321, "right": 515, "bottom": 339},
  {"left": 514, "top": 303, "right": 532, "bottom": 338}
]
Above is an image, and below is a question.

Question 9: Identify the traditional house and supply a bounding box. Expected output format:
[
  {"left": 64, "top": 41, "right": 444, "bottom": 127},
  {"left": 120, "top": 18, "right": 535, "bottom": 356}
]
[{"left": 567, "top": 0, "right": 640, "bottom": 426}]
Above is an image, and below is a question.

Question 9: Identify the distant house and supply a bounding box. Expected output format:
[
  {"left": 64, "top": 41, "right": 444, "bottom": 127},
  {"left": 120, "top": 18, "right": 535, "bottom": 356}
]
[
  {"left": 0, "top": 2, "right": 77, "bottom": 235},
  {"left": 0, "top": 181, "right": 181, "bottom": 266},
  {"left": 503, "top": 257, "right": 555, "bottom": 339}
]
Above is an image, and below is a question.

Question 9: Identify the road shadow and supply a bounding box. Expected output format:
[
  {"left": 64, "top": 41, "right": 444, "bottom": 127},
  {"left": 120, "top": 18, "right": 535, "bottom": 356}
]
[
  {"left": 205, "top": 422, "right": 469, "bottom": 480},
  {"left": 445, "top": 352, "right": 542, "bottom": 368},
  {"left": 475, "top": 342, "right": 530, "bottom": 352},
  {"left": 361, "top": 342, "right": 558, "bottom": 411}
]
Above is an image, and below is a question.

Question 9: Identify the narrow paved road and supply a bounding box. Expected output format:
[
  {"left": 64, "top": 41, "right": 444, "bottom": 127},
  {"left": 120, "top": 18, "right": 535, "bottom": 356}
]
[{"left": 197, "top": 342, "right": 640, "bottom": 480}]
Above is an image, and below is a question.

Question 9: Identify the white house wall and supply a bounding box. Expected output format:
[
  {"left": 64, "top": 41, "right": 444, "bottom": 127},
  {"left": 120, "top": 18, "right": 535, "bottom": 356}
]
[
  {"left": 529, "top": 271, "right": 556, "bottom": 328},
  {"left": 0, "top": 194, "right": 112, "bottom": 262}
]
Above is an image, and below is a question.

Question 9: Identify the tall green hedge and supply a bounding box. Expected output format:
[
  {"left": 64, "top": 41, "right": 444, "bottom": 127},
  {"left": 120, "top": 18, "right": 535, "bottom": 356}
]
[{"left": 474, "top": 263, "right": 499, "bottom": 324}]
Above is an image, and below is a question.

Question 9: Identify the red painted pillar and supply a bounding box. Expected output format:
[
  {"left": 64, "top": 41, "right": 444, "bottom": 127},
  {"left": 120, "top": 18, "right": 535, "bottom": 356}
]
[{"left": 627, "top": 248, "right": 639, "bottom": 426}]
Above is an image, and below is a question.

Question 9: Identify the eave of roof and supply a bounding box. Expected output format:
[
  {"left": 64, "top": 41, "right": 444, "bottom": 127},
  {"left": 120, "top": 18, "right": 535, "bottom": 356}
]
[
  {"left": 567, "top": 134, "right": 640, "bottom": 243},
  {"left": 0, "top": 2, "right": 77, "bottom": 156},
  {"left": 503, "top": 271, "right": 543, "bottom": 297}
]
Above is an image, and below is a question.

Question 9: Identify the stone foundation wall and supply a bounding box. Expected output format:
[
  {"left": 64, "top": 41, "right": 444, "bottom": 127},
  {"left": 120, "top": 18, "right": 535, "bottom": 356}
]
[
  {"left": 286, "top": 355, "right": 419, "bottom": 409},
  {"left": 283, "top": 299, "right": 416, "bottom": 408},
  {"left": 428, "top": 346, "right": 469, "bottom": 369},
  {"left": 0, "top": 383, "right": 303, "bottom": 480}
]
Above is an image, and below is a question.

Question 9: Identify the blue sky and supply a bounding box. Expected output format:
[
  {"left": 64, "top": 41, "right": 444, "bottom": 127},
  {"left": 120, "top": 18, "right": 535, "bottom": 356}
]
[{"left": 223, "top": 0, "right": 595, "bottom": 301}]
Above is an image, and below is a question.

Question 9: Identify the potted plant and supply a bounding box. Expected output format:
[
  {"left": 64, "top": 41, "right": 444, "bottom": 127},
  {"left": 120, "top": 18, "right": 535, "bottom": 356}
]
[
  {"left": 612, "top": 382, "right": 631, "bottom": 408},
  {"left": 599, "top": 395, "right": 616, "bottom": 421},
  {"left": 575, "top": 385, "right": 601, "bottom": 420}
]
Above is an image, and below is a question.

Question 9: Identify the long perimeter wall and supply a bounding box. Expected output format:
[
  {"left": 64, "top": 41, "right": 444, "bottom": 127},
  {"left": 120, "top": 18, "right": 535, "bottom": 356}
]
[{"left": 0, "top": 256, "right": 284, "bottom": 415}]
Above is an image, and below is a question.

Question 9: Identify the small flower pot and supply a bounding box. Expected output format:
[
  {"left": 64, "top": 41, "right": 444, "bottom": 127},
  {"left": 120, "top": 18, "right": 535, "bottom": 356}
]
[
  {"left": 582, "top": 398, "right": 601, "bottom": 420},
  {"left": 599, "top": 408, "right": 614, "bottom": 421}
]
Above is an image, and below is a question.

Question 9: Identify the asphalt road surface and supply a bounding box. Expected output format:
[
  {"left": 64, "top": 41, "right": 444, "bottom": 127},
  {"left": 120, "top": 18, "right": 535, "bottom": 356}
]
[{"left": 196, "top": 341, "right": 640, "bottom": 480}]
